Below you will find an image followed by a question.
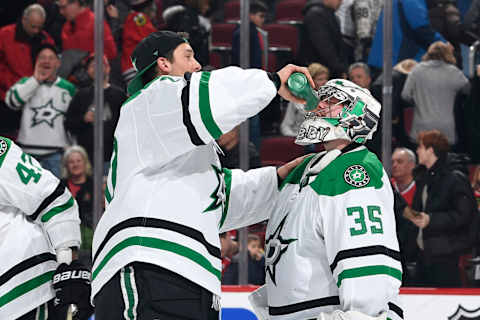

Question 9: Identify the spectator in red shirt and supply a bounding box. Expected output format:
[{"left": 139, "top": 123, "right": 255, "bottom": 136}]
[
  {"left": 0, "top": 3, "right": 54, "bottom": 137},
  {"left": 391, "top": 147, "right": 417, "bottom": 206},
  {"left": 121, "top": 0, "right": 157, "bottom": 85},
  {"left": 57, "top": 0, "right": 117, "bottom": 60}
]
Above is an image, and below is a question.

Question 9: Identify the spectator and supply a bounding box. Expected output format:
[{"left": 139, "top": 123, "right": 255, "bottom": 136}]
[
  {"left": 401, "top": 41, "right": 469, "bottom": 149},
  {"left": 5, "top": 44, "right": 75, "bottom": 178},
  {"left": 220, "top": 232, "right": 239, "bottom": 277},
  {"left": 335, "top": 0, "right": 355, "bottom": 65},
  {"left": 231, "top": 1, "right": 266, "bottom": 69},
  {"left": 61, "top": 145, "right": 94, "bottom": 266},
  {"left": 353, "top": 0, "right": 384, "bottom": 61},
  {"left": 391, "top": 147, "right": 417, "bottom": 206},
  {"left": 57, "top": 0, "right": 117, "bottom": 60},
  {"left": 471, "top": 165, "right": 480, "bottom": 208},
  {"left": 0, "top": 4, "right": 55, "bottom": 138},
  {"left": 368, "top": 0, "right": 445, "bottom": 72},
  {"left": 348, "top": 62, "right": 372, "bottom": 89},
  {"left": 162, "top": 0, "right": 211, "bottom": 66},
  {"left": 298, "top": 0, "right": 347, "bottom": 78},
  {"left": 222, "top": 234, "right": 266, "bottom": 285},
  {"left": 65, "top": 53, "right": 125, "bottom": 173},
  {"left": 280, "top": 63, "right": 329, "bottom": 137},
  {"left": 121, "top": 0, "right": 157, "bottom": 85},
  {"left": 38, "top": 0, "right": 65, "bottom": 47},
  {"left": 217, "top": 126, "right": 262, "bottom": 169},
  {"left": 407, "top": 129, "right": 476, "bottom": 287},
  {"left": 371, "top": 59, "right": 418, "bottom": 149},
  {"left": 103, "top": 0, "right": 123, "bottom": 50}
]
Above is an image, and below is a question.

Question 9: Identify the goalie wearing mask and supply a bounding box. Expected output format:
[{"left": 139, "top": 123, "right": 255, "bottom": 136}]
[{"left": 250, "top": 79, "right": 403, "bottom": 320}]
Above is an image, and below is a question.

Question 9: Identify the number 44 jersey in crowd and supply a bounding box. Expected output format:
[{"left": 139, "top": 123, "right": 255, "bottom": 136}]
[
  {"left": 0, "top": 137, "right": 81, "bottom": 319},
  {"left": 264, "top": 146, "right": 403, "bottom": 320}
]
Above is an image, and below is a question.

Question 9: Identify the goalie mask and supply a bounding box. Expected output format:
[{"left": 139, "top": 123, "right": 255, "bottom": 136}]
[{"left": 295, "top": 79, "right": 381, "bottom": 145}]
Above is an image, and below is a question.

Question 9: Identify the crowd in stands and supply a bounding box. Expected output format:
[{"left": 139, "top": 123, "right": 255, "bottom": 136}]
[{"left": 1, "top": 0, "right": 480, "bottom": 287}]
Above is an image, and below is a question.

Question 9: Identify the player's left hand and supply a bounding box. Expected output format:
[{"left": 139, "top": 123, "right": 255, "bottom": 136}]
[
  {"left": 52, "top": 260, "right": 94, "bottom": 320},
  {"left": 277, "top": 64, "right": 315, "bottom": 104}
]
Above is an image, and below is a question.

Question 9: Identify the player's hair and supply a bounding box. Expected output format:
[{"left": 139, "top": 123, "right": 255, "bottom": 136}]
[
  {"left": 23, "top": 4, "right": 47, "bottom": 20},
  {"left": 62, "top": 145, "right": 93, "bottom": 179},
  {"left": 250, "top": 1, "right": 267, "bottom": 14},
  {"left": 393, "top": 147, "right": 416, "bottom": 164},
  {"left": 417, "top": 130, "right": 450, "bottom": 158},
  {"left": 348, "top": 62, "right": 371, "bottom": 78}
]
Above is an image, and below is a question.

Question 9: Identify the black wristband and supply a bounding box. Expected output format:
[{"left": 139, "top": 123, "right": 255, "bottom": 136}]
[{"left": 267, "top": 72, "right": 281, "bottom": 91}]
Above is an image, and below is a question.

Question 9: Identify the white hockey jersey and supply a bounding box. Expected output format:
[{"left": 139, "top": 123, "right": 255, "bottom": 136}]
[
  {"left": 92, "top": 67, "right": 279, "bottom": 300},
  {"left": 0, "top": 137, "right": 81, "bottom": 319},
  {"left": 5, "top": 76, "right": 76, "bottom": 155},
  {"left": 264, "top": 146, "right": 403, "bottom": 320}
]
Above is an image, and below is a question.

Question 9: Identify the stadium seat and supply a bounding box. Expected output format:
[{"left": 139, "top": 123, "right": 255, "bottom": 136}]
[
  {"left": 210, "top": 23, "right": 237, "bottom": 67},
  {"left": 260, "top": 136, "right": 306, "bottom": 166},
  {"left": 275, "top": 0, "right": 305, "bottom": 25},
  {"left": 263, "top": 24, "right": 299, "bottom": 57},
  {"left": 224, "top": 0, "right": 241, "bottom": 23}
]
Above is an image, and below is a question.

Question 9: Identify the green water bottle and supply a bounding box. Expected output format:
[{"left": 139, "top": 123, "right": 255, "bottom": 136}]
[{"left": 287, "top": 72, "right": 319, "bottom": 111}]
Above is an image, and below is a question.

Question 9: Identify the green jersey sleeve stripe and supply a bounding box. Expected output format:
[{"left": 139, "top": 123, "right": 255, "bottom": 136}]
[
  {"left": 40, "top": 196, "right": 75, "bottom": 222},
  {"left": 336, "top": 265, "right": 402, "bottom": 287},
  {"left": 198, "top": 72, "right": 222, "bottom": 139},
  {"left": 218, "top": 168, "right": 232, "bottom": 229},
  {"left": 12, "top": 89, "right": 25, "bottom": 106},
  {"left": 0, "top": 271, "right": 54, "bottom": 308},
  {"left": 55, "top": 78, "right": 76, "bottom": 97},
  {"left": 105, "top": 186, "right": 112, "bottom": 204},
  {"left": 92, "top": 236, "right": 221, "bottom": 281},
  {"left": 111, "top": 138, "right": 118, "bottom": 190},
  {"left": 0, "top": 137, "right": 12, "bottom": 168}
]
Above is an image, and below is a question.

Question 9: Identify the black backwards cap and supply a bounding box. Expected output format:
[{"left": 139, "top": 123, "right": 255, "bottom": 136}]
[{"left": 128, "top": 31, "right": 188, "bottom": 95}]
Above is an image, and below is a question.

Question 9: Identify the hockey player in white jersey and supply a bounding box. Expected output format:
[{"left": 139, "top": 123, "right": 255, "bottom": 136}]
[
  {"left": 0, "top": 137, "right": 92, "bottom": 320},
  {"left": 249, "top": 79, "right": 403, "bottom": 320},
  {"left": 91, "top": 30, "right": 314, "bottom": 320}
]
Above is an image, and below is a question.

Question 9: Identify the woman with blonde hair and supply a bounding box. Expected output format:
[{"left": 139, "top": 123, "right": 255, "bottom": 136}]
[
  {"left": 402, "top": 41, "right": 469, "bottom": 150},
  {"left": 61, "top": 145, "right": 94, "bottom": 266}
]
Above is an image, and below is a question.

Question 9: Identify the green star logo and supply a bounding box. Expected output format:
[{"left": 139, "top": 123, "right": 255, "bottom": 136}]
[
  {"left": 203, "top": 164, "right": 226, "bottom": 213},
  {"left": 265, "top": 214, "right": 297, "bottom": 286},
  {"left": 344, "top": 165, "right": 370, "bottom": 187},
  {"left": 30, "top": 99, "right": 65, "bottom": 128}
]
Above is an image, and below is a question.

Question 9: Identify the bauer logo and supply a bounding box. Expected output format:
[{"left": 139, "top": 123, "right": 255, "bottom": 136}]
[
  {"left": 53, "top": 270, "right": 91, "bottom": 283},
  {"left": 448, "top": 305, "right": 480, "bottom": 320}
]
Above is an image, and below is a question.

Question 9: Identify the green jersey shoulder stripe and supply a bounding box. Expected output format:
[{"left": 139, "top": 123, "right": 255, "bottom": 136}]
[
  {"left": 329, "top": 245, "right": 401, "bottom": 273},
  {"left": 310, "top": 149, "right": 384, "bottom": 196},
  {"left": 199, "top": 72, "right": 222, "bottom": 139},
  {"left": 31, "top": 183, "right": 66, "bottom": 221},
  {"left": 336, "top": 265, "right": 402, "bottom": 287},
  {"left": 93, "top": 217, "right": 221, "bottom": 265},
  {"left": 218, "top": 168, "right": 232, "bottom": 229},
  {"left": 55, "top": 78, "right": 76, "bottom": 97},
  {"left": 0, "top": 271, "right": 54, "bottom": 308},
  {"left": 12, "top": 89, "right": 25, "bottom": 106},
  {"left": 92, "top": 236, "right": 221, "bottom": 281},
  {"left": 0, "top": 137, "right": 12, "bottom": 168},
  {"left": 41, "top": 196, "right": 75, "bottom": 222}
]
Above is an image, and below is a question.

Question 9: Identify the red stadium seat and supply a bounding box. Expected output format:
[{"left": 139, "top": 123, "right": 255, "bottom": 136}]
[
  {"left": 224, "top": 0, "right": 241, "bottom": 23},
  {"left": 211, "top": 23, "right": 236, "bottom": 48},
  {"left": 260, "top": 136, "right": 306, "bottom": 166},
  {"left": 275, "top": 0, "right": 305, "bottom": 25},
  {"left": 263, "top": 23, "right": 299, "bottom": 57}
]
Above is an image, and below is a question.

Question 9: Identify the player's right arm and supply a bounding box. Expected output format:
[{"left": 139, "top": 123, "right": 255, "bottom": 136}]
[
  {"left": 4, "top": 76, "right": 40, "bottom": 111},
  {"left": 0, "top": 137, "right": 81, "bottom": 251}
]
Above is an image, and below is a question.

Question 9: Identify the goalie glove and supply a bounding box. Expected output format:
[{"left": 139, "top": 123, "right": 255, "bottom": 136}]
[
  {"left": 52, "top": 260, "right": 94, "bottom": 320},
  {"left": 317, "top": 310, "right": 387, "bottom": 320}
]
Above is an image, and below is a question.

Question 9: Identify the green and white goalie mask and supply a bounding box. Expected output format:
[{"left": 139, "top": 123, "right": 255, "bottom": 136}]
[{"left": 295, "top": 79, "right": 381, "bottom": 145}]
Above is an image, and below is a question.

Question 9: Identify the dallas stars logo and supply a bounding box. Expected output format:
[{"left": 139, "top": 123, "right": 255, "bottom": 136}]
[
  {"left": 30, "top": 99, "right": 65, "bottom": 128},
  {"left": 344, "top": 165, "right": 370, "bottom": 187},
  {"left": 203, "top": 164, "right": 226, "bottom": 213},
  {"left": 265, "top": 214, "right": 297, "bottom": 285}
]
